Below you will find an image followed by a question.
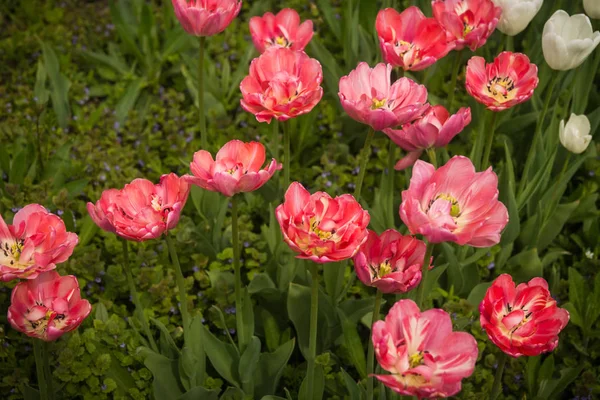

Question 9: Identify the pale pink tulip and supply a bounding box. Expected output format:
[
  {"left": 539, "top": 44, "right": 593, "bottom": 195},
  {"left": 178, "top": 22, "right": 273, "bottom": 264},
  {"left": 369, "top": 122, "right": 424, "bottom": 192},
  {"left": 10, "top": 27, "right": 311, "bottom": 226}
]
[
  {"left": 249, "top": 8, "right": 313, "bottom": 53},
  {"left": 276, "top": 182, "right": 370, "bottom": 263},
  {"left": 399, "top": 156, "right": 508, "bottom": 247},
  {"left": 0, "top": 205, "right": 78, "bottom": 282},
  {"left": 8, "top": 271, "right": 91, "bottom": 341},
  {"left": 384, "top": 105, "right": 472, "bottom": 170},
  {"left": 338, "top": 62, "right": 429, "bottom": 131},
  {"left": 240, "top": 48, "right": 323, "bottom": 123},
  {"left": 87, "top": 173, "right": 190, "bottom": 242},
  {"left": 353, "top": 229, "right": 431, "bottom": 294},
  {"left": 172, "top": 0, "right": 242, "bottom": 37},
  {"left": 373, "top": 299, "right": 478, "bottom": 398},
  {"left": 185, "top": 140, "right": 281, "bottom": 196}
]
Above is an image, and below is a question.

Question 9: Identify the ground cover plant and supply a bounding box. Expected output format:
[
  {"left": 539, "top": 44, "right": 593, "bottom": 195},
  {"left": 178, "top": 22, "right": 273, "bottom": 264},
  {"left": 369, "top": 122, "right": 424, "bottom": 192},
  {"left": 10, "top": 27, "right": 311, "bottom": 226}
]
[{"left": 0, "top": 0, "right": 600, "bottom": 399}]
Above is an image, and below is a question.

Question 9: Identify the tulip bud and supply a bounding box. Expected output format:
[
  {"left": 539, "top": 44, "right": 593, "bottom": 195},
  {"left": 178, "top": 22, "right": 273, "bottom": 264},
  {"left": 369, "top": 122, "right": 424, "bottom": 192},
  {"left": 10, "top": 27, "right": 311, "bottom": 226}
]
[
  {"left": 542, "top": 10, "right": 600, "bottom": 70},
  {"left": 559, "top": 113, "right": 592, "bottom": 154},
  {"left": 584, "top": 0, "right": 600, "bottom": 19},
  {"left": 492, "top": 0, "right": 543, "bottom": 36}
]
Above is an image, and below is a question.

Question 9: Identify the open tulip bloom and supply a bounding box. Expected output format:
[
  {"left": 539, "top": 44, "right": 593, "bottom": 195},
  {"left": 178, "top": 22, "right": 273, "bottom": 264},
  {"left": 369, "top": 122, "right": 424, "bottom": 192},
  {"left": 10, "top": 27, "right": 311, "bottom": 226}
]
[
  {"left": 249, "top": 8, "right": 313, "bottom": 53},
  {"left": 0, "top": 204, "right": 78, "bottom": 282},
  {"left": 171, "top": 0, "right": 242, "bottom": 37}
]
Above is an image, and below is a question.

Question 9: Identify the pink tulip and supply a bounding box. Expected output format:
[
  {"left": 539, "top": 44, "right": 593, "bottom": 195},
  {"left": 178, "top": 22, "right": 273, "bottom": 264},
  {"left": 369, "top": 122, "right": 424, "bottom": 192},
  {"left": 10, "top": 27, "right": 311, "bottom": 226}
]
[
  {"left": 87, "top": 173, "right": 190, "bottom": 242},
  {"left": 185, "top": 140, "right": 281, "bottom": 196},
  {"left": 384, "top": 105, "right": 472, "bottom": 170},
  {"left": 240, "top": 48, "right": 323, "bottom": 123},
  {"left": 8, "top": 271, "right": 91, "bottom": 341},
  {"left": 399, "top": 156, "right": 508, "bottom": 247},
  {"left": 249, "top": 8, "right": 313, "bottom": 53},
  {"left": 376, "top": 7, "right": 454, "bottom": 71},
  {"left": 353, "top": 229, "right": 431, "bottom": 294},
  {"left": 338, "top": 62, "right": 429, "bottom": 131},
  {"left": 480, "top": 274, "right": 570, "bottom": 357},
  {"left": 373, "top": 299, "right": 478, "bottom": 398},
  {"left": 171, "top": 0, "right": 242, "bottom": 37},
  {"left": 432, "top": 0, "right": 501, "bottom": 51},
  {"left": 466, "top": 51, "right": 539, "bottom": 112},
  {"left": 275, "top": 182, "right": 370, "bottom": 263},
  {"left": 0, "top": 205, "right": 78, "bottom": 282}
]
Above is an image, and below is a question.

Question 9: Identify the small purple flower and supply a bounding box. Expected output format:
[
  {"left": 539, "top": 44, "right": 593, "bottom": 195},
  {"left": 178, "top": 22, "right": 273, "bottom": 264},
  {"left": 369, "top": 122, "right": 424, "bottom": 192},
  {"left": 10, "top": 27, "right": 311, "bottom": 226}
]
[
  {"left": 192, "top": 266, "right": 200, "bottom": 272},
  {"left": 487, "top": 262, "right": 495, "bottom": 270}
]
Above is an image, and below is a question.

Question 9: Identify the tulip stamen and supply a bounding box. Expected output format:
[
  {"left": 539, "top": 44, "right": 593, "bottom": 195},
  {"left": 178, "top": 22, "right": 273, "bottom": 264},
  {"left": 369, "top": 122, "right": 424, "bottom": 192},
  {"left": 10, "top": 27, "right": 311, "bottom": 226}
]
[
  {"left": 371, "top": 98, "right": 387, "bottom": 110},
  {"left": 409, "top": 351, "right": 424, "bottom": 368},
  {"left": 486, "top": 76, "right": 516, "bottom": 103},
  {"left": 309, "top": 217, "right": 333, "bottom": 240},
  {"left": 431, "top": 193, "right": 461, "bottom": 218}
]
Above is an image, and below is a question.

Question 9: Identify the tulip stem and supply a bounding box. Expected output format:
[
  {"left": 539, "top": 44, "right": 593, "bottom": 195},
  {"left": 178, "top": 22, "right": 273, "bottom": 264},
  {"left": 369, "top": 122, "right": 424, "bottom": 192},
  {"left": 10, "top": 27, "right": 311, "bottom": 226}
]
[
  {"left": 415, "top": 242, "right": 434, "bottom": 309},
  {"left": 122, "top": 239, "right": 158, "bottom": 352},
  {"left": 354, "top": 127, "right": 375, "bottom": 201},
  {"left": 306, "top": 262, "right": 320, "bottom": 400},
  {"left": 165, "top": 233, "right": 191, "bottom": 346},
  {"left": 33, "top": 339, "right": 49, "bottom": 400},
  {"left": 283, "top": 121, "right": 291, "bottom": 190},
  {"left": 490, "top": 353, "right": 507, "bottom": 400},
  {"left": 366, "top": 290, "right": 383, "bottom": 400},
  {"left": 447, "top": 51, "right": 462, "bottom": 111},
  {"left": 426, "top": 148, "right": 437, "bottom": 168},
  {"left": 231, "top": 195, "right": 247, "bottom": 352},
  {"left": 199, "top": 36, "right": 207, "bottom": 150},
  {"left": 518, "top": 73, "right": 560, "bottom": 195},
  {"left": 480, "top": 111, "right": 499, "bottom": 170},
  {"left": 43, "top": 342, "right": 54, "bottom": 400},
  {"left": 272, "top": 119, "right": 280, "bottom": 162}
]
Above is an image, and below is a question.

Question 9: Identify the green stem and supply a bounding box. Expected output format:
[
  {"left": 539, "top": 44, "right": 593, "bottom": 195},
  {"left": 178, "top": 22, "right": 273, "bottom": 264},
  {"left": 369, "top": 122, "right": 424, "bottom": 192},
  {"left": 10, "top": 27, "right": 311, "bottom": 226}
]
[
  {"left": 283, "top": 121, "right": 291, "bottom": 190},
  {"left": 490, "top": 353, "right": 507, "bottom": 400},
  {"left": 518, "top": 73, "right": 560, "bottom": 194},
  {"left": 480, "top": 111, "right": 499, "bottom": 170},
  {"left": 415, "top": 242, "right": 434, "bottom": 309},
  {"left": 366, "top": 290, "right": 383, "bottom": 400},
  {"left": 504, "top": 35, "right": 513, "bottom": 52},
  {"left": 122, "top": 240, "right": 158, "bottom": 352},
  {"left": 33, "top": 339, "right": 49, "bottom": 400},
  {"left": 354, "top": 127, "right": 375, "bottom": 201},
  {"left": 43, "top": 342, "right": 53, "bottom": 400},
  {"left": 199, "top": 36, "right": 207, "bottom": 150},
  {"left": 546, "top": 152, "right": 572, "bottom": 219},
  {"left": 165, "top": 234, "right": 190, "bottom": 345},
  {"left": 447, "top": 51, "right": 462, "bottom": 111},
  {"left": 386, "top": 140, "right": 396, "bottom": 225},
  {"left": 231, "top": 196, "right": 246, "bottom": 352},
  {"left": 306, "top": 263, "right": 320, "bottom": 399},
  {"left": 272, "top": 119, "right": 280, "bottom": 161},
  {"left": 426, "top": 148, "right": 437, "bottom": 168}
]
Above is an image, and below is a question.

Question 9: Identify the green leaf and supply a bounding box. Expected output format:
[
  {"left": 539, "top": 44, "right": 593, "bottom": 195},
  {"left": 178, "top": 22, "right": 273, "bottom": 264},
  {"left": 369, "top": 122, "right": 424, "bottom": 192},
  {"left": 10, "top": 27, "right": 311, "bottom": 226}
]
[
  {"left": 526, "top": 355, "right": 541, "bottom": 397},
  {"left": 178, "top": 386, "right": 219, "bottom": 400},
  {"left": 467, "top": 282, "right": 492, "bottom": 309},
  {"left": 315, "top": 0, "right": 341, "bottom": 41},
  {"left": 240, "top": 289, "right": 255, "bottom": 351},
  {"left": 77, "top": 216, "right": 99, "bottom": 247},
  {"left": 248, "top": 273, "right": 277, "bottom": 295},
  {"left": 538, "top": 355, "right": 555, "bottom": 383},
  {"left": 22, "top": 384, "right": 40, "bottom": 400},
  {"left": 239, "top": 336, "right": 261, "bottom": 393},
  {"left": 150, "top": 318, "right": 180, "bottom": 359},
  {"left": 338, "top": 310, "right": 367, "bottom": 378},
  {"left": 253, "top": 339, "right": 295, "bottom": 399},
  {"left": 116, "top": 78, "right": 146, "bottom": 123},
  {"left": 537, "top": 201, "right": 579, "bottom": 251},
  {"left": 138, "top": 347, "right": 184, "bottom": 400},
  {"left": 34, "top": 59, "right": 49, "bottom": 105},
  {"left": 298, "top": 364, "right": 325, "bottom": 400},
  {"left": 500, "top": 141, "right": 520, "bottom": 245},
  {"left": 9, "top": 149, "right": 28, "bottom": 184},
  {"left": 507, "top": 249, "right": 542, "bottom": 283},
  {"left": 94, "top": 302, "right": 109, "bottom": 322},
  {"left": 219, "top": 387, "right": 245, "bottom": 400},
  {"left": 340, "top": 368, "right": 362, "bottom": 400},
  {"left": 200, "top": 323, "right": 241, "bottom": 388}
]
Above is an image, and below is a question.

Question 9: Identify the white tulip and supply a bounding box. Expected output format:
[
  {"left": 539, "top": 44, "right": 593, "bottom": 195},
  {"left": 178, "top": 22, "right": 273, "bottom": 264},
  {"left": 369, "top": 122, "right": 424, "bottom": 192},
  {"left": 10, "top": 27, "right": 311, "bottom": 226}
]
[
  {"left": 584, "top": 0, "right": 600, "bottom": 19},
  {"left": 492, "top": 0, "right": 543, "bottom": 36},
  {"left": 559, "top": 113, "right": 592, "bottom": 154},
  {"left": 542, "top": 10, "right": 600, "bottom": 70}
]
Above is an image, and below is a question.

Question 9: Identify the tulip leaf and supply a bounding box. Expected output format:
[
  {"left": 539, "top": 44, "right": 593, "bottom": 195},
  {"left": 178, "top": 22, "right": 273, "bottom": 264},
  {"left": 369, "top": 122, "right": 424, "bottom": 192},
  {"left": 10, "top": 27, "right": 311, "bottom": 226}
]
[
  {"left": 340, "top": 368, "right": 362, "bottom": 400},
  {"left": 138, "top": 347, "right": 184, "bottom": 400},
  {"left": 507, "top": 249, "right": 542, "bottom": 283},
  {"left": 500, "top": 141, "right": 520, "bottom": 245},
  {"left": 200, "top": 323, "right": 241, "bottom": 388},
  {"left": 178, "top": 386, "right": 219, "bottom": 400},
  {"left": 338, "top": 309, "right": 367, "bottom": 379},
  {"left": 298, "top": 364, "right": 325, "bottom": 400},
  {"left": 253, "top": 339, "right": 295, "bottom": 398},
  {"left": 239, "top": 336, "right": 261, "bottom": 394},
  {"left": 537, "top": 200, "right": 579, "bottom": 251},
  {"left": 467, "top": 282, "right": 492, "bottom": 310}
]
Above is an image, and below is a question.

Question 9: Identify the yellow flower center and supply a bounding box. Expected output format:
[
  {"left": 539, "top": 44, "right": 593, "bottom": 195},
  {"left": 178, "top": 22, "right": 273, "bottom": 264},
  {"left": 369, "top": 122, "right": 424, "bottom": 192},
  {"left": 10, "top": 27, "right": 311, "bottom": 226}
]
[
  {"left": 310, "top": 217, "right": 333, "bottom": 240},
  {"left": 275, "top": 36, "right": 289, "bottom": 47},
  {"left": 150, "top": 195, "right": 162, "bottom": 212},
  {"left": 487, "top": 76, "right": 516, "bottom": 103},
  {"left": 1, "top": 239, "right": 27, "bottom": 269},
  {"left": 434, "top": 193, "right": 461, "bottom": 217},
  {"left": 371, "top": 98, "right": 387, "bottom": 110},
  {"left": 377, "top": 260, "right": 393, "bottom": 278},
  {"left": 409, "top": 352, "right": 424, "bottom": 368}
]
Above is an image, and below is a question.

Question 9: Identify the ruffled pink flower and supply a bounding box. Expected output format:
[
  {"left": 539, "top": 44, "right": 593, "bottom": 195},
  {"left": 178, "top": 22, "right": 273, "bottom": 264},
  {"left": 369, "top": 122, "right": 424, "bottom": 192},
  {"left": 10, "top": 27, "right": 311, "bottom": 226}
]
[
  {"left": 466, "top": 51, "right": 539, "bottom": 112},
  {"left": 480, "top": 274, "right": 570, "bottom": 357},
  {"left": 0, "top": 205, "right": 78, "bottom": 282},
  {"left": 376, "top": 7, "right": 454, "bottom": 71},
  {"left": 353, "top": 230, "right": 431, "bottom": 294},
  {"left": 249, "top": 8, "right": 313, "bottom": 53},
  {"left": 185, "top": 140, "right": 281, "bottom": 196},
  {"left": 87, "top": 173, "right": 190, "bottom": 242},
  {"left": 171, "top": 0, "right": 242, "bottom": 37},
  {"left": 8, "top": 271, "right": 91, "bottom": 341},
  {"left": 373, "top": 299, "right": 478, "bottom": 398},
  {"left": 240, "top": 48, "right": 323, "bottom": 123},
  {"left": 432, "top": 0, "right": 501, "bottom": 51},
  {"left": 399, "top": 156, "right": 508, "bottom": 247},
  {"left": 384, "top": 105, "right": 472, "bottom": 170},
  {"left": 338, "top": 62, "right": 429, "bottom": 131},
  {"left": 275, "top": 182, "right": 370, "bottom": 263}
]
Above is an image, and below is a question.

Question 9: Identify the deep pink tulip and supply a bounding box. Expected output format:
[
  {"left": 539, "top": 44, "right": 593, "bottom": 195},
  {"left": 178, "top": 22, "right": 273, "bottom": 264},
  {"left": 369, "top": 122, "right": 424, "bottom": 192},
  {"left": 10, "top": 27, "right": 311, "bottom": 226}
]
[
  {"left": 171, "top": 0, "right": 242, "bottom": 37},
  {"left": 376, "top": 7, "right": 454, "bottom": 71},
  {"left": 185, "top": 140, "right": 281, "bottom": 196},
  {"left": 249, "top": 8, "right": 313, "bottom": 53},
  {"left": 480, "top": 274, "right": 570, "bottom": 357},
  {"left": 8, "top": 271, "right": 91, "bottom": 341},
  {"left": 0, "top": 205, "right": 78, "bottom": 282},
  {"left": 338, "top": 62, "right": 429, "bottom": 131},
  {"left": 87, "top": 173, "right": 190, "bottom": 242},
  {"left": 384, "top": 105, "right": 472, "bottom": 170},
  {"left": 275, "top": 182, "right": 370, "bottom": 263},
  {"left": 432, "top": 0, "right": 501, "bottom": 51},
  {"left": 399, "top": 156, "right": 508, "bottom": 247},
  {"left": 466, "top": 51, "right": 539, "bottom": 112},
  {"left": 240, "top": 48, "right": 323, "bottom": 123},
  {"left": 353, "top": 229, "right": 431, "bottom": 294},
  {"left": 373, "top": 299, "right": 478, "bottom": 398}
]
